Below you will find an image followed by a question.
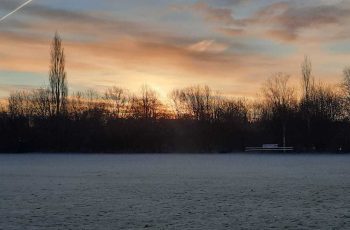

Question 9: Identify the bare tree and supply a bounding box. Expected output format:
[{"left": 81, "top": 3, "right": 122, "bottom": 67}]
[
  {"left": 171, "top": 85, "right": 214, "bottom": 121},
  {"left": 263, "top": 73, "right": 296, "bottom": 110},
  {"left": 311, "top": 82, "right": 343, "bottom": 121},
  {"left": 301, "top": 56, "right": 314, "bottom": 101},
  {"left": 262, "top": 73, "right": 296, "bottom": 148},
  {"left": 84, "top": 89, "right": 100, "bottom": 109},
  {"left": 343, "top": 67, "right": 350, "bottom": 93},
  {"left": 31, "top": 88, "right": 52, "bottom": 117},
  {"left": 8, "top": 90, "right": 32, "bottom": 117},
  {"left": 216, "top": 98, "right": 248, "bottom": 124},
  {"left": 342, "top": 67, "right": 350, "bottom": 117},
  {"left": 300, "top": 56, "right": 314, "bottom": 146},
  {"left": 49, "top": 32, "right": 68, "bottom": 116},
  {"left": 140, "top": 85, "right": 161, "bottom": 119},
  {"left": 104, "top": 86, "right": 128, "bottom": 118},
  {"left": 8, "top": 88, "right": 52, "bottom": 118},
  {"left": 68, "top": 92, "right": 85, "bottom": 120},
  {"left": 169, "top": 89, "right": 184, "bottom": 118},
  {"left": 129, "top": 85, "right": 161, "bottom": 119}
]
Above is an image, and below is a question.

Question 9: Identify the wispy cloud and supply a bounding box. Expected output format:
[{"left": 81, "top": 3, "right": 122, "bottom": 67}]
[
  {"left": 250, "top": 1, "right": 350, "bottom": 42},
  {"left": 183, "top": 1, "right": 350, "bottom": 43},
  {"left": 188, "top": 40, "right": 229, "bottom": 53},
  {"left": 0, "top": 0, "right": 349, "bottom": 98}
]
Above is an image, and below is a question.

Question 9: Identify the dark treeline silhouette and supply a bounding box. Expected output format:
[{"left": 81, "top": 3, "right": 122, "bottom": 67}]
[{"left": 1, "top": 34, "right": 350, "bottom": 153}]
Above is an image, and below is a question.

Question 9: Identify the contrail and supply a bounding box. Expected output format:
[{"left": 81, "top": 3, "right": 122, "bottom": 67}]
[{"left": 0, "top": 0, "right": 33, "bottom": 22}]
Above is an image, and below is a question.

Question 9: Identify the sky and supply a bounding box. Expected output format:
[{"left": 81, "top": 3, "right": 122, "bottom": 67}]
[{"left": 0, "top": 0, "right": 350, "bottom": 99}]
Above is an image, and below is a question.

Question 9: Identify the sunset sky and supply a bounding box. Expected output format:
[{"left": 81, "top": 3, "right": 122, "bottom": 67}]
[{"left": 1, "top": 0, "right": 350, "bottom": 99}]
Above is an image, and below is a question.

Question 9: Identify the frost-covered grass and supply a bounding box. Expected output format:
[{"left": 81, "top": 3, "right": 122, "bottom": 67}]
[{"left": 1, "top": 154, "right": 350, "bottom": 229}]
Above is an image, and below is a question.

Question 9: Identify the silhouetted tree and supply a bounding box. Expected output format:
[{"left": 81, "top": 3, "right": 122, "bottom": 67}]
[
  {"left": 262, "top": 73, "right": 296, "bottom": 147},
  {"left": 310, "top": 82, "right": 342, "bottom": 121},
  {"left": 171, "top": 85, "right": 217, "bottom": 121},
  {"left": 216, "top": 99, "right": 248, "bottom": 124},
  {"left": 104, "top": 86, "right": 128, "bottom": 118},
  {"left": 129, "top": 85, "right": 161, "bottom": 119},
  {"left": 68, "top": 91, "right": 86, "bottom": 120},
  {"left": 32, "top": 88, "right": 51, "bottom": 117},
  {"left": 342, "top": 67, "right": 350, "bottom": 118},
  {"left": 2, "top": 35, "right": 350, "bottom": 153},
  {"left": 49, "top": 32, "right": 68, "bottom": 116},
  {"left": 300, "top": 56, "right": 314, "bottom": 148},
  {"left": 301, "top": 56, "right": 314, "bottom": 101},
  {"left": 8, "top": 90, "right": 33, "bottom": 118},
  {"left": 169, "top": 89, "right": 184, "bottom": 119}
]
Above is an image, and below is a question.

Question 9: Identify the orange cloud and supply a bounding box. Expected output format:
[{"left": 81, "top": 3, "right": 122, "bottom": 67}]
[{"left": 0, "top": 0, "right": 349, "bottom": 100}]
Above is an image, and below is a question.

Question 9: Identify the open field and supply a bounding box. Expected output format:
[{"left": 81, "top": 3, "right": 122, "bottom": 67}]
[{"left": 1, "top": 153, "right": 350, "bottom": 229}]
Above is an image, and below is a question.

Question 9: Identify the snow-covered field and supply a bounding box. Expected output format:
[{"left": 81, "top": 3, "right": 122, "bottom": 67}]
[{"left": 1, "top": 154, "right": 350, "bottom": 229}]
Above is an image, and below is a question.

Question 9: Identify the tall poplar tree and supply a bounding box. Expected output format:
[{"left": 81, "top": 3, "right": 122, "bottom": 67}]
[{"left": 49, "top": 32, "right": 67, "bottom": 116}]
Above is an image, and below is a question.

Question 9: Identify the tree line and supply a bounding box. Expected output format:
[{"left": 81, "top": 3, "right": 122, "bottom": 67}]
[{"left": 1, "top": 33, "right": 350, "bottom": 153}]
